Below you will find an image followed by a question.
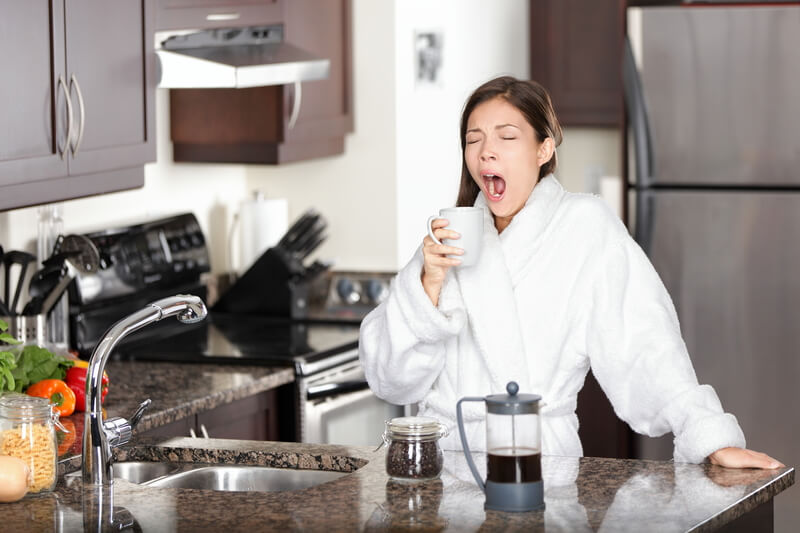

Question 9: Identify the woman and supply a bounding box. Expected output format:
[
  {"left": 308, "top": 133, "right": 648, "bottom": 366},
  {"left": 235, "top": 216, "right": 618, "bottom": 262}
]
[{"left": 359, "top": 76, "right": 782, "bottom": 469}]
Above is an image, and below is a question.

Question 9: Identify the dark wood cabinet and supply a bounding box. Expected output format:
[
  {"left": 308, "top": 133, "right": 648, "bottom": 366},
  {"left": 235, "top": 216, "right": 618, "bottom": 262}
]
[
  {"left": 168, "top": 0, "right": 353, "bottom": 164},
  {"left": 0, "top": 0, "right": 156, "bottom": 211},
  {"left": 529, "top": 0, "right": 625, "bottom": 127},
  {"left": 139, "top": 389, "right": 279, "bottom": 441}
]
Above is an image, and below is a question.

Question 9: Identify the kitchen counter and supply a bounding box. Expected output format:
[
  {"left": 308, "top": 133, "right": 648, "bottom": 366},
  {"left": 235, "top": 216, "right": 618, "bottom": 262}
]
[
  {"left": 2, "top": 435, "right": 794, "bottom": 532},
  {"left": 55, "top": 360, "right": 295, "bottom": 472}
]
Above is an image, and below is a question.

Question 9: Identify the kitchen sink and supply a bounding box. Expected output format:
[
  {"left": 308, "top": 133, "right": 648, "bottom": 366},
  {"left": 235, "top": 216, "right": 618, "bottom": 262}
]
[
  {"left": 144, "top": 465, "right": 347, "bottom": 492},
  {"left": 107, "top": 462, "right": 348, "bottom": 492}
]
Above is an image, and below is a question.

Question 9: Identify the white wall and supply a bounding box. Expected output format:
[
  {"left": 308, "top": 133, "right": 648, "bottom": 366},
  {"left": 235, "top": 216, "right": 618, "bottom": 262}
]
[{"left": 393, "top": 0, "right": 530, "bottom": 266}]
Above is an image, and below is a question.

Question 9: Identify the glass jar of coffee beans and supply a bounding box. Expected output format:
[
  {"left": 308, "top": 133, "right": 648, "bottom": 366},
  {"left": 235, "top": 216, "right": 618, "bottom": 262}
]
[{"left": 383, "top": 416, "right": 448, "bottom": 482}]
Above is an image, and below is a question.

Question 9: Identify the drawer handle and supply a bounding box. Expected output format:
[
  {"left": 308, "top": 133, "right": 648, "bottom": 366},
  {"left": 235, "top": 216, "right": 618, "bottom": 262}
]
[
  {"left": 206, "top": 12, "right": 240, "bottom": 22},
  {"left": 57, "top": 75, "right": 74, "bottom": 159}
]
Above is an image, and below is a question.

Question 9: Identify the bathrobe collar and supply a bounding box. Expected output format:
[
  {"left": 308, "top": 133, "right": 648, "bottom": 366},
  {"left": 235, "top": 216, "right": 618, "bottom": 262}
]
[{"left": 453, "top": 175, "right": 565, "bottom": 393}]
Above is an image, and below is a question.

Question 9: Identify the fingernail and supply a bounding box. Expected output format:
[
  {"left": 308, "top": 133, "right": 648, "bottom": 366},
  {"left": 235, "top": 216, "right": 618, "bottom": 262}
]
[{"left": 769, "top": 462, "right": 782, "bottom": 469}]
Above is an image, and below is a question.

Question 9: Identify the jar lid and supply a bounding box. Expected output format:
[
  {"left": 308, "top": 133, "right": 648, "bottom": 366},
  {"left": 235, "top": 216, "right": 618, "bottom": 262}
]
[
  {"left": 485, "top": 382, "right": 542, "bottom": 415},
  {"left": 385, "top": 416, "right": 448, "bottom": 440},
  {"left": 0, "top": 393, "right": 55, "bottom": 421}
]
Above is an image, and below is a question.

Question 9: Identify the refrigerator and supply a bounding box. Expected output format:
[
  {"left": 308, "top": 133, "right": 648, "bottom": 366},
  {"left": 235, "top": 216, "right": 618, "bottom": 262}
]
[{"left": 623, "top": 4, "right": 800, "bottom": 531}]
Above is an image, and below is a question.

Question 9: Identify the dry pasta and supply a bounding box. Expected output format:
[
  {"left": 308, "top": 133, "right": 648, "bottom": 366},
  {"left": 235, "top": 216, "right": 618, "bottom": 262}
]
[{"left": 0, "top": 423, "right": 56, "bottom": 492}]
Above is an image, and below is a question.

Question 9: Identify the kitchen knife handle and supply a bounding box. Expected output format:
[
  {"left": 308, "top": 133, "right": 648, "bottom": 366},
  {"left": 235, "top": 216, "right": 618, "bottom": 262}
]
[
  {"left": 69, "top": 74, "right": 86, "bottom": 156},
  {"left": 57, "top": 76, "right": 74, "bottom": 160}
]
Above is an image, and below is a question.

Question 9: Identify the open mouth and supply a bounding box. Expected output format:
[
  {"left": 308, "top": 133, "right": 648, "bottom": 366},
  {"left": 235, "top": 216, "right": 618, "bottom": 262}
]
[{"left": 481, "top": 172, "right": 506, "bottom": 200}]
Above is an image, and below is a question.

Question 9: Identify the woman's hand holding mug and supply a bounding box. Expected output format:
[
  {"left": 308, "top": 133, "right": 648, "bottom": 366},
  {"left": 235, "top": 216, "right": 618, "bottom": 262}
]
[{"left": 421, "top": 207, "right": 484, "bottom": 306}]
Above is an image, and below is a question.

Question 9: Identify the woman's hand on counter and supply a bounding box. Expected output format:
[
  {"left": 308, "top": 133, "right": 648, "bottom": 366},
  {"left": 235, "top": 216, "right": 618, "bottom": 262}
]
[{"left": 708, "top": 447, "right": 785, "bottom": 469}]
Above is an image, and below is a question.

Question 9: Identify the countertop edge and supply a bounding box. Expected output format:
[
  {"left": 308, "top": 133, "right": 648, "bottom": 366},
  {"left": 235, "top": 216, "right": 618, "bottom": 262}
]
[{"left": 691, "top": 467, "right": 795, "bottom": 532}]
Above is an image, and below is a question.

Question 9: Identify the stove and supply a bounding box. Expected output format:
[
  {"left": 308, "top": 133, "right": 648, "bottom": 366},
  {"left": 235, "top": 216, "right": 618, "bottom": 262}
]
[
  {"left": 114, "top": 313, "right": 361, "bottom": 377},
  {"left": 68, "top": 212, "right": 402, "bottom": 445}
]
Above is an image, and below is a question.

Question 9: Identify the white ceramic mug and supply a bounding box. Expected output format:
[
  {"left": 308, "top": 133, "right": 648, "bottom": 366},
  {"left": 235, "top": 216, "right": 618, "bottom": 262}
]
[{"left": 427, "top": 207, "right": 484, "bottom": 267}]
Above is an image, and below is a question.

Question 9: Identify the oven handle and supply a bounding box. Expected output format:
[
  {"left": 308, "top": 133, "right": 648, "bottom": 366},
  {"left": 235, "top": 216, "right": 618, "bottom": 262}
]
[{"left": 306, "top": 380, "right": 370, "bottom": 401}]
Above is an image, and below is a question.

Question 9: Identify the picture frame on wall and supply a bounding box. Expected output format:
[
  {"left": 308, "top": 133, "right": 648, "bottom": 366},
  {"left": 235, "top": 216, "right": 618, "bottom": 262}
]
[{"left": 414, "top": 30, "right": 443, "bottom": 88}]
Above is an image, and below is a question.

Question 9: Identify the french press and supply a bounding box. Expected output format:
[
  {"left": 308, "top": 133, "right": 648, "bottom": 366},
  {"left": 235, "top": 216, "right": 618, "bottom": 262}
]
[{"left": 456, "top": 381, "right": 544, "bottom": 512}]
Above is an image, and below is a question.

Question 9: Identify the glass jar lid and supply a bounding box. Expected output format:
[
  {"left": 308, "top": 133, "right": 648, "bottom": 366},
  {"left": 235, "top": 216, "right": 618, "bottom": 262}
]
[
  {"left": 0, "top": 393, "right": 55, "bottom": 421},
  {"left": 384, "top": 416, "right": 448, "bottom": 441}
]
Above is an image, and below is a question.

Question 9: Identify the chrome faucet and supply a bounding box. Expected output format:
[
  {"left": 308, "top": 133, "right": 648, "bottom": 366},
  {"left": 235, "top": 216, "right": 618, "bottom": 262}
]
[{"left": 82, "top": 295, "right": 208, "bottom": 486}]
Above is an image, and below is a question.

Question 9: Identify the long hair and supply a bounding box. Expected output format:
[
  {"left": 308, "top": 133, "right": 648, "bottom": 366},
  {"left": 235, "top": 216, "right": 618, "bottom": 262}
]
[{"left": 455, "top": 76, "right": 563, "bottom": 207}]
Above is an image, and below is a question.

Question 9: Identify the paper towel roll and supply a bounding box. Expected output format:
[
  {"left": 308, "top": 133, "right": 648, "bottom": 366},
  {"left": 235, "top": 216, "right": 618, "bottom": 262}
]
[{"left": 238, "top": 193, "right": 289, "bottom": 273}]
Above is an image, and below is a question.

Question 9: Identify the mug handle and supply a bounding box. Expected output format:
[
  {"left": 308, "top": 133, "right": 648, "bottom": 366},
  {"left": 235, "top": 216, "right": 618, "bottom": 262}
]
[
  {"left": 427, "top": 215, "right": 443, "bottom": 245},
  {"left": 456, "top": 397, "right": 487, "bottom": 493}
]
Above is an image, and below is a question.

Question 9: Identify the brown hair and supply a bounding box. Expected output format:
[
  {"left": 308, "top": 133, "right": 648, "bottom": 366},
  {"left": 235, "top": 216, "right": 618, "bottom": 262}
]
[{"left": 455, "top": 76, "right": 563, "bottom": 207}]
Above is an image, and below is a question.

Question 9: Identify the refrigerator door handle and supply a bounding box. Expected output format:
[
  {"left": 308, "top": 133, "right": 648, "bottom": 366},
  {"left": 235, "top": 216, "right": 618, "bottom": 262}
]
[{"left": 622, "top": 35, "right": 655, "bottom": 189}]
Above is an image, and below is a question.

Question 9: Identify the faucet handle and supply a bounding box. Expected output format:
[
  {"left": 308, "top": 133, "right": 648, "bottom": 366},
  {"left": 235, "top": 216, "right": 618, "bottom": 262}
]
[
  {"left": 129, "top": 399, "right": 152, "bottom": 428},
  {"left": 103, "top": 399, "right": 152, "bottom": 448}
]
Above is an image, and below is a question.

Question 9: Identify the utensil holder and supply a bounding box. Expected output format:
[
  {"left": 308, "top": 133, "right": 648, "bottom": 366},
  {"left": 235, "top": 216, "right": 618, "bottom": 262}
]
[{"left": 0, "top": 314, "right": 47, "bottom": 348}]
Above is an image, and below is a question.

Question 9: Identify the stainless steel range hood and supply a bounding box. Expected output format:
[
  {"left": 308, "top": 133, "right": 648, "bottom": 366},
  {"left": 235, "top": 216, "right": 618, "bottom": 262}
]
[{"left": 156, "top": 25, "right": 330, "bottom": 89}]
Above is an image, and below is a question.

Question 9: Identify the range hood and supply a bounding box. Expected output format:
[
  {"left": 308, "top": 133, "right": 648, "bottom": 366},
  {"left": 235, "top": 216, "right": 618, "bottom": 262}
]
[{"left": 156, "top": 25, "right": 330, "bottom": 89}]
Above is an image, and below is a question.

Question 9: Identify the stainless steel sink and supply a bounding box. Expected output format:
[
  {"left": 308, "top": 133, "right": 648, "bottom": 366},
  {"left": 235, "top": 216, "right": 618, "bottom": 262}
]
[
  {"left": 145, "top": 465, "right": 347, "bottom": 492},
  {"left": 112, "top": 461, "right": 176, "bottom": 484},
  {"left": 107, "top": 462, "right": 348, "bottom": 492}
]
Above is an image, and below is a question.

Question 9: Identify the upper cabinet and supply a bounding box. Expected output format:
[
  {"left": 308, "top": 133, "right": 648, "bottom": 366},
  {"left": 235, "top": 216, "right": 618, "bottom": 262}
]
[
  {"left": 166, "top": 0, "right": 353, "bottom": 164},
  {"left": 0, "top": 0, "right": 156, "bottom": 212},
  {"left": 530, "top": 0, "right": 624, "bottom": 127}
]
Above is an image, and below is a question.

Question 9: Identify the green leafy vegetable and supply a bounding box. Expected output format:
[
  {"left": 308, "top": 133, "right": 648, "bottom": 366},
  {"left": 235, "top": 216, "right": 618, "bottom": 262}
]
[{"left": 0, "top": 320, "right": 72, "bottom": 393}]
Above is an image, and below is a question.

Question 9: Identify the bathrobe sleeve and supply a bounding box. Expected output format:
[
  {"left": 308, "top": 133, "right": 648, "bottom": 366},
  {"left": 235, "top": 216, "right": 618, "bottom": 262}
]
[
  {"left": 586, "top": 227, "right": 745, "bottom": 464},
  {"left": 359, "top": 248, "right": 467, "bottom": 405}
]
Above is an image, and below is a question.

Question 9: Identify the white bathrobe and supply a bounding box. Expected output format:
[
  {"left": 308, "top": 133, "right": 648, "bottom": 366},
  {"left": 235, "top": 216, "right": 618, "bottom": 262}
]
[{"left": 359, "top": 175, "right": 745, "bottom": 463}]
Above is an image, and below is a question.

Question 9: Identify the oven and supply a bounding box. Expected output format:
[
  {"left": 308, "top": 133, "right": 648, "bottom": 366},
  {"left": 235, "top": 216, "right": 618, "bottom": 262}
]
[{"left": 67, "top": 213, "right": 403, "bottom": 446}]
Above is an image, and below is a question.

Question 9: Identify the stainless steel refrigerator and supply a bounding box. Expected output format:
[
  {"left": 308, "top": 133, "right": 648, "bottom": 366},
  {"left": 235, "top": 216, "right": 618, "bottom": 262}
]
[{"left": 623, "top": 4, "right": 800, "bottom": 531}]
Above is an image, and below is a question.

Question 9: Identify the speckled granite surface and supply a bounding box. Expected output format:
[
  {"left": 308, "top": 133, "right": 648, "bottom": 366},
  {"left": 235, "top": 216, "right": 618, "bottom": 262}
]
[
  {"left": 1, "top": 435, "right": 793, "bottom": 532},
  {"left": 54, "top": 360, "right": 295, "bottom": 473}
]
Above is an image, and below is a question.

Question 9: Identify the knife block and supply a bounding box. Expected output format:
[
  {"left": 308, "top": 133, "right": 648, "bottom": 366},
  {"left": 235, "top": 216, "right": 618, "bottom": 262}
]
[{"left": 212, "top": 247, "right": 309, "bottom": 319}]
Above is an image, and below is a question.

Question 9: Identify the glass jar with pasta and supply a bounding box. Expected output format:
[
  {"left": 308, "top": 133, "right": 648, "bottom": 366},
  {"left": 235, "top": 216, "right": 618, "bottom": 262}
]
[{"left": 0, "top": 393, "right": 59, "bottom": 494}]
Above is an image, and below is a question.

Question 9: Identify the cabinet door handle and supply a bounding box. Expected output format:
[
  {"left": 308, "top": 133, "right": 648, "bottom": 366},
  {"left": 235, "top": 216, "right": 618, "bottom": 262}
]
[
  {"left": 69, "top": 74, "right": 86, "bottom": 156},
  {"left": 288, "top": 81, "right": 302, "bottom": 130},
  {"left": 57, "top": 75, "right": 74, "bottom": 160}
]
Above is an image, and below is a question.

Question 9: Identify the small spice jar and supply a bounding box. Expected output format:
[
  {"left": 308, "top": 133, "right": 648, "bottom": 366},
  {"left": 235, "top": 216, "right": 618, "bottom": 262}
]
[
  {"left": 0, "top": 393, "right": 60, "bottom": 494},
  {"left": 383, "top": 416, "right": 448, "bottom": 482}
]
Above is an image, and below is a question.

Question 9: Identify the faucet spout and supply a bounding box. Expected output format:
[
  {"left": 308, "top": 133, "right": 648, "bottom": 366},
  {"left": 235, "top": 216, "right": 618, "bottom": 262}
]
[{"left": 82, "top": 294, "right": 208, "bottom": 486}]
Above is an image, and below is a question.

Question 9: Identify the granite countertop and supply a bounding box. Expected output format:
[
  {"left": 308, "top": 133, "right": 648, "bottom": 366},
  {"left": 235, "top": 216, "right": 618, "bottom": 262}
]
[
  {"left": 55, "top": 360, "right": 295, "bottom": 471},
  {"left": 1, "top": 435, "right": 794, "bottom": 532}
]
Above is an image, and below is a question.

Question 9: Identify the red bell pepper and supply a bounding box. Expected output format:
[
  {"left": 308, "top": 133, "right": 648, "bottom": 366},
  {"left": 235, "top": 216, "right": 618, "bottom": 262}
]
[{"left": 64, "top": 366, "right": 109, "bottom": 412}]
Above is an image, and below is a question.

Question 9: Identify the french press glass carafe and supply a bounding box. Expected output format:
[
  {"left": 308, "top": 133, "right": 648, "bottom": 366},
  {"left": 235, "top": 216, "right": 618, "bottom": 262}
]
[{"left": 456, "top": 381, "right": 544, "bottom": 512}]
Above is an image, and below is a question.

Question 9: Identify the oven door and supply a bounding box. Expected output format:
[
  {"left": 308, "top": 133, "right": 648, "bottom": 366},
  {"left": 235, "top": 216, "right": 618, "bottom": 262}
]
[{"left": 300, "top": 359, "right": 404, "bottom": 446}]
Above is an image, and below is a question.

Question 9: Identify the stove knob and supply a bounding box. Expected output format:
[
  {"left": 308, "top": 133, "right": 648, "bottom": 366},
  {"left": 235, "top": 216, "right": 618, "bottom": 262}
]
[
  {"left": 365, "top": 279, "right": 389, "bottom": 304},
  {"left": 336, "top": 278, "right": 361, "bottom": 305}
]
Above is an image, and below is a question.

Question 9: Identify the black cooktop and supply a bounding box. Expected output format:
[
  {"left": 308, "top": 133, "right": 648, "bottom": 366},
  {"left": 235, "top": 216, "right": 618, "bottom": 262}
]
[{"left": 113, "top": 312, "right": 361, "bottom": 376}]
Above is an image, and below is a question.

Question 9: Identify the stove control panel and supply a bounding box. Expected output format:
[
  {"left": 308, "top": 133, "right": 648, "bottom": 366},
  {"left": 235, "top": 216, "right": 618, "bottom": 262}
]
[
  {"left": 309, "top": 271, "right": 395, "bottom": 322},
  {"left": 329, "top": 272, "right": 392, "bottom": 307}
]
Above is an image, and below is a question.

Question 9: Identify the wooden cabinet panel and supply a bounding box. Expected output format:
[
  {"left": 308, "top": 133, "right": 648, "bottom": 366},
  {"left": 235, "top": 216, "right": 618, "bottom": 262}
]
[
  {"left": 138, "top": 390, "right": 279, "bottom": 441},
  {"left": 169, "top": 0, "right": 353, "bottom": 164},
  {"left": 0, "top": 0, "right": 155, "bottom": 211},
  {"left": 197, "top": 389, "right": 278, "bottom": 441},
  {"left": 0, "top": 1, "right": 67, "bottom": 184},
  {"left": 64, "top": 0, "right": 156, "bottom": 176},
  {"left": 530, "top": 0, "right": 624, "bottom": 127}
]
